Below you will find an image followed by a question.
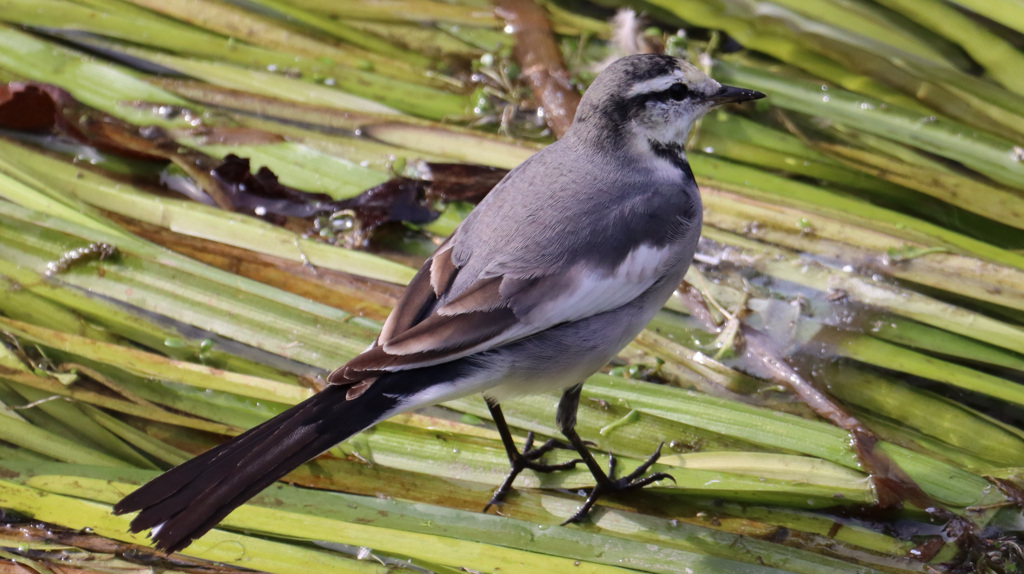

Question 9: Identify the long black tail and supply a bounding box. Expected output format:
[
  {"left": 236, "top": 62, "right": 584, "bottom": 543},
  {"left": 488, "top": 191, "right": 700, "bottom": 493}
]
[{"left": 113, "top": 382, "right": 398, "bottom": 553}]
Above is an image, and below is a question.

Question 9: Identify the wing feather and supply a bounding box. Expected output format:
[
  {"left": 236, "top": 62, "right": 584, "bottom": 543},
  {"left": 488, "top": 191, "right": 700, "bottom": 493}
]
[
  {"left": 335, "top": 306, "right": 517, "bottom": 377},
  {"left": 429, "top": 243, "right": 457, "bottom": 296},
  {"left": 329, "top": 241, "right": 680, "bottom": 385},
  {"left": 377, "top": 240, "right": 456, "bottom": 345}
]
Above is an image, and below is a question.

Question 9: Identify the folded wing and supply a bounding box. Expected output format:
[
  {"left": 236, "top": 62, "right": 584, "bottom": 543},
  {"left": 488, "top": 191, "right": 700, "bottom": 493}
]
[{"left": 330, "top": 239, "right": 676, "bottom": 383}]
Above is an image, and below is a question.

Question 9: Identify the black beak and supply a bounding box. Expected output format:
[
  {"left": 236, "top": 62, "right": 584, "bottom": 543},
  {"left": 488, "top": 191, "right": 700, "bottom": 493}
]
[{"left": 709, "top": 84, "right": 766, "bottom": 106}]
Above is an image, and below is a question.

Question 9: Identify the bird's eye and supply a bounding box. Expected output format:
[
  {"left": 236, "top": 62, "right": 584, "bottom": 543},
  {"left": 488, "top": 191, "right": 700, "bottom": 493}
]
[
  {"left": 631, "top": 82, "right": 693, "bottom": 107},
  {"left": 667, "top": 83, "right": 690, "bottom": 100}
]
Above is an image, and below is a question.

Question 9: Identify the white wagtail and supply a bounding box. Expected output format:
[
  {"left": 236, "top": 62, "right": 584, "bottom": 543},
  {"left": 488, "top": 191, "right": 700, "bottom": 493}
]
[{"left": 114, "top": 54, "right": 765, "bottom": 552}]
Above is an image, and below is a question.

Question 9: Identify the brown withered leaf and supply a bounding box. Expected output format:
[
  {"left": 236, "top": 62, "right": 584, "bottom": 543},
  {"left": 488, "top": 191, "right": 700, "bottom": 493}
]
[
  {"left": 420, "top": 162, "right": 508, "bottom": 203},
  {"left": 0, "top": 83, "right": 68, "bottom": 132},
  {"left": 0, "top": 81, "right": 509, "bottom": 241},
  {"left": 0, "top": 81, "right": 236, "bottom": 208},
  {"left": 336, "top": 176, "right": 434, "bottom": 231},
  {"left": 210, "top": 154, "right": 339, "bottom": 221},
  {"left": 0, "top": 82, "right": 168, "bottom": 160},
  {"left": 323, "top": 163, "right": 507, "bottom": 234},
  {"left": 210, "top": 157, "right": 506, "bottom": 234}
]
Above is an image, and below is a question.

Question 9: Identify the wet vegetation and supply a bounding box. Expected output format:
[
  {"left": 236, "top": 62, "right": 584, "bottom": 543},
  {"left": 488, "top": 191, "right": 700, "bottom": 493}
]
[{"left": 0, "top": 0, "right": 1023, "bottom": 572}]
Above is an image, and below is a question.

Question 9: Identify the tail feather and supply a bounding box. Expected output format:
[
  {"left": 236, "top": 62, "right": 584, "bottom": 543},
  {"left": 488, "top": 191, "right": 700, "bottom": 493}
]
[{"left": 113, "top": 383, "right": 396, "bottom": 553}]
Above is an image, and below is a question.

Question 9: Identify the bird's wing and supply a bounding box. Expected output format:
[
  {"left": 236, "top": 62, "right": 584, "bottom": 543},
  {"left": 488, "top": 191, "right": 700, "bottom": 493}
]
[{"left": 330, "top": 238, "right": 677, "bottom": 383}]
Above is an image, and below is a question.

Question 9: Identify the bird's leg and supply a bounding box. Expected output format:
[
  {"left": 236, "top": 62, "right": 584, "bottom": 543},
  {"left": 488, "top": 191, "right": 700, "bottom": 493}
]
[
  {"left": 556, "top": 383, "right": 674, "bottom": 524},
  {"left": 484, "top": 399, "right": 581, "bottom": 511}
]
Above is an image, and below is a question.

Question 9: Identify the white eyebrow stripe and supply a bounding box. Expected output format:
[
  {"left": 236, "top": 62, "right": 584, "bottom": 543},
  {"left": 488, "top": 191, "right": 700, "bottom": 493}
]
[{"left": 626, "top": 73, "right": 684, "bottom": 97}]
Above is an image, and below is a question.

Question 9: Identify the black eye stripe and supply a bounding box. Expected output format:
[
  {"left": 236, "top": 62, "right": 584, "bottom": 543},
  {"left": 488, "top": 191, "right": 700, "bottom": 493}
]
[{"left": 630, "top": 82, "right": 692, "bottom": 106}]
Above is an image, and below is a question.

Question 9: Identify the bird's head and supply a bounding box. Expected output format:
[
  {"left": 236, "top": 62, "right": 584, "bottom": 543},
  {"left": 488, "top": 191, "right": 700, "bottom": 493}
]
[{"left": 569, "top": 54, "right": 764, "bottom": 157}]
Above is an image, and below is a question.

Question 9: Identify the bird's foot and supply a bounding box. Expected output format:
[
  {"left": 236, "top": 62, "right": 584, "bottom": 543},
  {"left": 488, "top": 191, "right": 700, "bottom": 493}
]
[
  {"left": 562, "top": 443, "right": 675, "bottom": 525},
  {"left": 485, "top": 431, "right": 581, "bottom": 511}
]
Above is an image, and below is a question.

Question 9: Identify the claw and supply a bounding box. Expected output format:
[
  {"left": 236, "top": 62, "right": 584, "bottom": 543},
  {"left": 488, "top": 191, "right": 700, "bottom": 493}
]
[
  {"left": 485, "top": 432, "right": 581, "bottom": 512},
  {"left": 620, "top": 442, "right": 667, "bottom": 483},
  {"left": 562, "top": 442, "right": 673, "bottom": 524}
]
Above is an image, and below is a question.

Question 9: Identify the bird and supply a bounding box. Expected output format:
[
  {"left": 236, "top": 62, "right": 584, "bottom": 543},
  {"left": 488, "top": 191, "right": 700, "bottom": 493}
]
[{"left": 113, "top": 53, "right": 765, "bottom": 553}]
